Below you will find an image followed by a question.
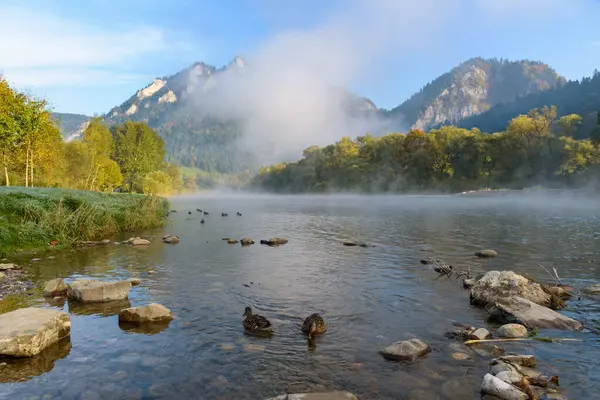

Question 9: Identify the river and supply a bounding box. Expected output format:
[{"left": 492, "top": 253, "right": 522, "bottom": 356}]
[{"left": 1, "top": 193, "right": 599, "bottom": 399}]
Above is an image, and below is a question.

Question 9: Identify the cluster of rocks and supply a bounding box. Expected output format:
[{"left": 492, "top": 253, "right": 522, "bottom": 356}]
[
  {"left": 0, "top": 278, "right": 172, "bottom": 360},
  {"left": 0, "top": 263, "right": 34, "bottom": 300}
]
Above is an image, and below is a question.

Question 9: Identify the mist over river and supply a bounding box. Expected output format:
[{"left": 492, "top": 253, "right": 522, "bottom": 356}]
[{"left": 1, "top": 193, "right": 599, "bottom": 399}]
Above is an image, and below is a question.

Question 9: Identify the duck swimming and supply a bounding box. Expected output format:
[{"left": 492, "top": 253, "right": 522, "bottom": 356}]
[
  {"left": 236, "top": 212, "right": 242, "bottom": 216},
  {"left": 301, "top": 313, "right": 327, "bottom": 339},
  {"left": 200, "top": 219, "right": 205, "bottom": 224},
  {"left": 222, "top": 213, "right": 228, "bottom": 217},
  {"left": 243, "top": 306, "right": 272, "bottom": 332},
  {"left": 204, "top": 211, "right": 209, "bottom": 215}
]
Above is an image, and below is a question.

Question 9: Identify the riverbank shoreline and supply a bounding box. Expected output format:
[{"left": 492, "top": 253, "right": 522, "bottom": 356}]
[{"left": 0, "top": 187, "right": 169, "bottom": 258}]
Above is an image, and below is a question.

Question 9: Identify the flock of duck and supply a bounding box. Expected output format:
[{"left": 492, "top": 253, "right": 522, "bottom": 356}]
[
  {"left": 172, "top": 208, "right": 326, "bottom": 343},
  {"left": 244, "top": 307, "right": 327, "bottom": 342},
  {"left": 178, "top": 208, "right": 243, "bottom": 224}
]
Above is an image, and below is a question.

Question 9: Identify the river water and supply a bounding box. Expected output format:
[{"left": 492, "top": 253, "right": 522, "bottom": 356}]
[{"left": 1, "top": 193, "right": 599, "bottom": 400}]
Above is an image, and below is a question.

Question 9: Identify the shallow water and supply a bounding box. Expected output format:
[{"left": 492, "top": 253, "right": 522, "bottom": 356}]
[{"left": 1, "top": 193, "right": 599, "bottom": 400}]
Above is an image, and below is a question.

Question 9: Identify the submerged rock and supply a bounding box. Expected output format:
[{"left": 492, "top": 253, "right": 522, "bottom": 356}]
[
  {"left": 226, "top": 239, "right": 239, "bottom": 244},
  {"left": 475, "top": 249, "right": 498, "bottom": 258},
  {"left": 240, "top": 238, "right": 255, "bottom": 246},
  {"left": 260, "top": 238, "right": 289, "bottom": 246},
  {"left": 128, "top": 278, "right": 141, "bottom": 286},
  {"left": 67, "top": 279, "right": 131, "bottom": 303},
  {"left": 490, "top": 297, "right": 583, "bottom": 331},
  {"left": 0, "top": 308, "right": 70, "bottom": 357},
  {"left": 469, "top": 328, "right": 491, "bottom": 340},
  {"left": 379, "top": 338, "right": 432, "bottom": 362},
  {"left": 494, "top": 355, "right": 537, "bottom": 368},
  {"left": 161, "top": 235, "right": 180, "bottom": 244},
  {"left": 266, "top": 392, "right": 358, "bottom": 400},
  {"left": 118, "top": 303, "right": 173, "bottom": 324},
  {"left": 583, "top": 284, "right": 600, "bottom": 295},
  {"left": 470, "top": 271, "right": 552, "bottom": 308},
  {"left": 497, "top": 324, "right": 528, "bottom": 338}
]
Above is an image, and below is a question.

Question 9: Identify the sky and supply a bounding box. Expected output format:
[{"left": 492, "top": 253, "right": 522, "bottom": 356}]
[{"left": 1, "top": 0, "right": 600, "bottom": 116}]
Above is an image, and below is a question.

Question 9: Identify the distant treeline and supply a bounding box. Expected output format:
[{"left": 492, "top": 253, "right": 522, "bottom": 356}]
[
  {"left": 0, "top": 77, "right": 184, "bottom": 195},
  {"left": 251, "top": 106, "right": 600, "bottom": 193}
]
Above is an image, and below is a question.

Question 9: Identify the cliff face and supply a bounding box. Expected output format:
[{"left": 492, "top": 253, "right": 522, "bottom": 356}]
[{"left": 388, "top": 58, "right": 566, "bottom": 131}]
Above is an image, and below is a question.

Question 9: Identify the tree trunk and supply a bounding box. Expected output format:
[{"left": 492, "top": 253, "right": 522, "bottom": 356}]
[
  {"left": 25, "top": 143, "right": 30, "bottom": 187},
  {"left": 30, "top": 148, "right": 34, "bottom": 187},
  {"left": 3, "top": 153, "right": 9, "bottom": 187},
  {"left": 90, "top": 164, "right": 100, "bottom": 191},
  {"left": 84, "top": 155, "right": 95, "bottom": 190}
]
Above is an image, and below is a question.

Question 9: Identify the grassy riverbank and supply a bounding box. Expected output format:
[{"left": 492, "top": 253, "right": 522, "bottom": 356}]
[{"left": 0, "top": 187, "right": 169, "bottom": 257}]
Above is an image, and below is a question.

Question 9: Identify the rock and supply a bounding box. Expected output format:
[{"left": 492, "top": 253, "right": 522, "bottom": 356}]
[
  {"left": 42, "top": 278, "right": 68, "bottom": 297},
  {"left": 161, "top": 235, "right": 180, "bottom": 244},
  {"left": 420, "top": 258, "right": 434, "bottom": 265},
  {"left": 451, "top": 352, "right": 471, "bottom": 360},
  {"left": 243, "top": 344, "right": 266, "bottom": 352},
  {"left": 124, "top": 237, "right": 150, "bottom": 246},
  {"left": 490, "top": 361, "right": 520, "bottom": 376},
  {"left": 30, "top": 258, "right": 42, "bottom": 262},
  {"left": 240, "top": 238, "right": 255, "bottom": 246},
  {"left": 226, "top": 239, "right": 239, "bottom": 244},
  {"left": 475, "top": 249, "right": 498, "bottom": 258},
  {"left": 445, "top": 328, "right": 473, "bottom": 340},
  {"left": 128, "top": 278, "right": 141, "bottom": 286},
  {"left": 495, "top": 371, "right": 524, "bottom": 385},
  {"left": 342, "top": 241, "right": 359, "bottom": 246},
  {"left": 67, "top": 279, "right": 131, "bottom": 303},
  {"left": 463, "top": 278, "right": 476, "bottom": 289},
  {"left": 583, "top": 284, "right": 600, "bottom": 294},
  {"left": 379, "top": 338, "right": 432, "bottom": 362},
  {"left": 481, "top": 373, "right": 528, "bottom": 400},
  {"left": 546, "top": 286, "right": 571, "bottom": 299},
  {"left": 0, "top": 308, "right": 70, "bottom": 357},
  {"left": 470, "top": 271, "right": 552, "bottom": 308},
  {"left": 497, "top": 324, "right": 528, "bottom": 338},
  {"left": 469, "top": 328, "right": 491, "bottom": 340},
  {"left": 0, "top": 272, "right": 4, "bottom": 280},
  {"left": 0, "top": 263, "right": 17, "bottom": 270},
  {"left": 494, "top": 355, "right": 536, "bottom": 368},
  {"left": 260, "top": 238, "right": 289, "bottom": 246},
  {"left": 118, "top": 303, "right": 173, "bottom": 324},
  {"left": 266, "top": 392, "right": 358, "bottom": 400},
  {"left": 147, "top": 270, "right": 156, "bottom": 275},
  {"left": 492, "top": 296, "right": 583, "bottom": 331}
]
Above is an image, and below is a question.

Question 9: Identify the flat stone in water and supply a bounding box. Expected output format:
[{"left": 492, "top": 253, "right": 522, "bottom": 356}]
[
  {"left": 0, "top": 308, "right": 70, "bottom": 357},
  {"left": 451, "top": 352, "right": 471, "bottom": 361},
  {"left": 379, "top": 338, "right": 432, "bottom": 362},
  {"left": 67, "top": 279, "right": 131, "bottom": 303},
  {"left": 266, "top": 392, "right": 358, "bottom": 400},
  {"left": 0, "top": 263, "right": 17, "bottom": 270},
  {"left": 220, "top": 343, "right": 235, "bottom": 351}
]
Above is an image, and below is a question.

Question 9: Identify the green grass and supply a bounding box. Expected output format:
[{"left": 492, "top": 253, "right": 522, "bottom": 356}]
[{"left": 0, "top": 187, "right": 169, "bottom": 257}]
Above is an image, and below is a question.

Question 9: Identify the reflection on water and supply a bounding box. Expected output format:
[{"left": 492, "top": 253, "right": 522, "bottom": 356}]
[
  {"left": 119, "top": 320, "right": 171, "bottom": 335},
  {"left": 0, "top": 339, "right": 71, "bottom": 383},
  {"left": 0, "top": 193, "right": 599, "bottom": 399},
  {"left": 68, "top": 299, "right": 132, "bottom": 317}
]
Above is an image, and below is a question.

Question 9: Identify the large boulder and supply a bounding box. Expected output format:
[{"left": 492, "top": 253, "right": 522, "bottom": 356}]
[
  {"left": 0, "top": 308, "right": 70, "bottom": 357},
  {"left": 161, "top": 235, "right": 180, "bottom": 244},
  {"left": 123, "top": 237, "right": 151, "bottom": 246},
  {"left": 260, "top": 238, "right": 288, "bottom": 246},
  {"left": 67, "top": 279, "right": 131, "bottom": 303},
  {"left": 379, "top": 338, "right": 431, "bottom": 362},
  {"left": 43, "top": 278, "right": 68, "bottom": 297},
  {"left": 118, "top": 303, "right": 173, "bottom": 324},
  {"left": 470, "top": 271, "right": 552, "bottom": 308},
  {"left": 491, "top": 297, "right": 583, "bottom": 331},
  {"left": 266, "top": 392, "right": 358, "bottom": 400}
]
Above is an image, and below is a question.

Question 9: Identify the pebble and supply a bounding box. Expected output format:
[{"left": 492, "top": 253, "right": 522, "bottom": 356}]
[
  {"left": 243, "top": 344, "right": 266, "bottom": 352},
  {"left": 147, "top": 270, "right": 156, "bottom": 276},
  {"left": 30, "top": 258, "right": 42, "bottom": 262},
  {"left": 451, "top": 352, "right": 471, "bottom": 361}
]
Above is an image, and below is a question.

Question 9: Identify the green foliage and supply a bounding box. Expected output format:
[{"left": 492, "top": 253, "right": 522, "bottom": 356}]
[
  {"left": 142, "top": 170, "right": 172, "bottom": 196},
  {"left": 252, "top": 107, "right": 600, "bottom": 193},
  {"left": 0, "top": 187, "right": 168, "bottom": 257}
]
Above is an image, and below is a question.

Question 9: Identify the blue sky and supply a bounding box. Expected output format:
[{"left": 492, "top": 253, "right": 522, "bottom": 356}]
[{"left": 1, "top": 0, "right": 599, "bottom": 116}]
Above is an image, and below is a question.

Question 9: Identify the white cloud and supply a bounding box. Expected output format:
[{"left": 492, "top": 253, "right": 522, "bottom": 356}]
[{"left": 0, "top": 6, "right": 173, "bottom": 87}]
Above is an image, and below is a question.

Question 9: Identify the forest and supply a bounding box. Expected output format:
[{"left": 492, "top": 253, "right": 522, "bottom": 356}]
[
  {"left": 251, "top": 106, "right": 600, "bottom": 193},
  {"left": 0, "top": 77, "right": 185, "bottom": 195}
]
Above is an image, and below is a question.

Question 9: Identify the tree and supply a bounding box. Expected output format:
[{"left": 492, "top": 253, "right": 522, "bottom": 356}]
[
  {"left": 556, "top": 114, "right": 583, "bottom": 138},
  {"left": 112, "top": 121, "right": 166, "bottom": 192},
  {"left": 82, "top": 118, "right": 115, "bottom": 190},
  {"left": 0, "top": 78, "right": 21, "bottom": 186},
  {"left": 143, "top": 170, "right": 172, "bottom": 196},
  {"left": 16, "top": 96, "right": 48, "bottom": 187},
  {"left": 165, "top": 163, "right": 183, "bottom": 193}
]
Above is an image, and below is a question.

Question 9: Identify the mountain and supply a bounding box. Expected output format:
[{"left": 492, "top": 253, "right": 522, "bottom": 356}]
[
  {"left": 100, "top": 57, "right": 379, "bottom": 173},
  {"left": 457, "top": 71, "right": 600, "bottom": 138},
  {"left": 51, "top": 112, "right": 91, "bottom": 141},
  {"left": 387, "top": 58, "right": 566, "bottom": 131}
]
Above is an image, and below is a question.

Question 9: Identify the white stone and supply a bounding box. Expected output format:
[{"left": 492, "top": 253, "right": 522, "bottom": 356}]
[
  {"left": 0, "top": 263, "right": 17, "bottom": 271},
  {"left": 481, "top": 373, "right": 528, "bottom": 400},
  {"left": 497, "top": 324, "right": 528, "bottom": 338},
  {"left": 67, "top": 280, "right": 131, "bottom": 303},
  {"left": 470, "top": 271, "right": 552, "bottom": 307},
  {"left": 0, "top": 308, "right": 70, "bottom": 357},
  {"left": 495, "top": 297, "right": 583, "bottom": 331},
  {"left": 469, "top": 328, "right": 491, "bottom": 340}
]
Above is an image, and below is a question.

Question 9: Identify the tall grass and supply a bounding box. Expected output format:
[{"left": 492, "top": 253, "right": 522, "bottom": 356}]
[{"left": 0, "top": 187, "right": 169, "bottom": 257}]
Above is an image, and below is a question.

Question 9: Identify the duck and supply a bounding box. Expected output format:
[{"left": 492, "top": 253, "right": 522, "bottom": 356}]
[
  {"left": 243, "top": 306, "right": 272, "bottom": 332},
  {"left": 203, "top": 211, "right": 209, "bottom": 215},
  {"left": 197, "top": 208, "right": 202, "bottom": 212},
  {"left": 236, "top": 212, "right": 242, "bottom": 216},
  {"left": 301, "top": 313, "right": 327, "bottom": 339},
  {"left": 222, "top": 213, "right": 228, "bottom": 217},
  {"left": 200, "top": 219, "right": 205, "bottom": 224},
  {"left": 188, "top": 211, "right": 192, "bottom": 215}
]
